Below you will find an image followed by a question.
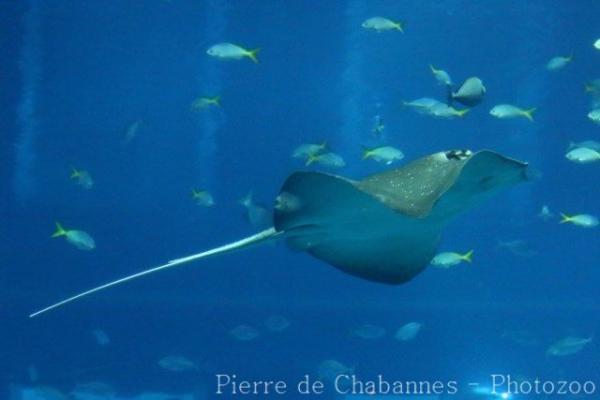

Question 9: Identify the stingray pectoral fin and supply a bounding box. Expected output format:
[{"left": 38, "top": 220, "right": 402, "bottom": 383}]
[
  {"left": 430, "top": 150, "right": 530, "bottom": 220},
  {"left": 29, "top": 228, "right": 281, "bottom": 318},
  {"left": 274, "top": 172, "right": 441, "bottom": 284}
]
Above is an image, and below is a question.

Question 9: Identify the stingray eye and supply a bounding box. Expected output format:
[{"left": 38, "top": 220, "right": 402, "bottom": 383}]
[
  {"left": 446, "top": 149, "right": 472, "bottom": 160},
  {"left": 445, "top": 150, "right": 462, "bottom": 160}
]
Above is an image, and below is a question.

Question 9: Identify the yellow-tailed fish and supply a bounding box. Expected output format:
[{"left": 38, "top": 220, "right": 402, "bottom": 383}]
[
  {"left": 559, "top": 213, "right": 598, "bottom": 228},
  {"left": 361, "top": 17, "right": 404, "bottom": 32},
  {"left": 431, "top": 250, "right": 473, "bottom": 268},
  {"left": 191, "top": 95, "right": 221, "bottom": 111},
  {"left": 70, "top": 167, "right": 94, "bottom": 189},
  {"left": 207, "top": 42, "right": 259, "bottom": 63},
  {"left": 52, "top": 222, "right": 95, "bottom": 251},
  {"left": 362, "top": 146, "right": 404, "bottom": 165},
  {"left": 490, "top": 104, "right": 536, "bottom": 121},
  {"left": 430, "top": 65, "right": 452, "bottom": 86},
  {"left": 191, "top": 189, "right": 214, "bottom": 207}
]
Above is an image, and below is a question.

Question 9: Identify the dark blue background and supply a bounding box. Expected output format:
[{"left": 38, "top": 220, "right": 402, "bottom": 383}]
[{"left": 1, "top": 1, "right": 599, "bottom": 398}]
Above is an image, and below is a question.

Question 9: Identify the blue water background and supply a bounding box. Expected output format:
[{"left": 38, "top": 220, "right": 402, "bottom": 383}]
[{"left": 1, "top": 0, "right": 599, "bottom": 398}]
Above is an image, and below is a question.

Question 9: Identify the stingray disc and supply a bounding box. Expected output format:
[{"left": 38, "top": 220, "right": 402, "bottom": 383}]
[{"left": 274, "top": 150, "right": 529, "bottom": 284}]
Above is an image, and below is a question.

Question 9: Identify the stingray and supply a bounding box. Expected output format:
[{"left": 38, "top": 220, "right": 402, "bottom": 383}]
[{"left": 30, "top": 149, "right": 531, "bottom": 318}]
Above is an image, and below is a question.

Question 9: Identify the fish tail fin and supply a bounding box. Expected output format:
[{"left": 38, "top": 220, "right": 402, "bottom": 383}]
[
  {"left": 361, "top": 146, "right": 372, "bottom": 160},
  {"left": 395, "top": 21, "right": 404, "bottom": 32},
  {"left": 239, "top": 191, "right": 253, "bottom": 207},
  {"left": 462, "top": 250, "right": 474, "bottom": 263},
  {"left": 457, "top": 108, "right": 470, "bottom": 117},
  {"left": 51, "top": 222, "right": 67, "bottom": 238},
  {"left": 70, "top": 167, "right": 80, "bottom": 179},
  {"left": 429, "top": 64, "right": 437, "bottom": 73},
  {"left": 191, "top": 189, "right": 201, "bottom": 199},
  {"left": 559, "top": 213, "right": 571, "bottom": 224},
  {"left": 584, "top": 84, "right": 593, "bottom": 93},
  {"left": 30, "top": 228, "right": 282, "bottom": 318},
  {"left": 306, "top": 154, "right": 318, "bottom": 166},
  {"left": 247, "top": 48, "right": 260, "bottom": 63},
  {"left": 213, "top": 96, "right": 221, "bottom": 106},
  {"left": 523, "top": 108, "right": 536, "bottom": 121}
]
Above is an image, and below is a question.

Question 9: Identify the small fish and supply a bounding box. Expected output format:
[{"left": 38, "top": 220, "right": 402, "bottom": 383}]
[
  {"left": 306, "top": 152, "right": 346, "bottom": 168},
  {"left": 585, "top": 85, "right": 600, "bottom": 95},
  {"left": 588, "top": 109, "right": 600, "bottom": 123},
  {"left": 537, "top": 205, "right": 554, "bottom": 220},
  {"left": 362, "top": 146, "right": 404, "bottom": 165},
  {"left": 317, "top": 359, "right": 354, "bottom": 382},
  {"left": 158, "top": 355, "right": 198, "bottom": 372},
  {"left": 207, "top": 42, "right": 259, "bottom": 63},
  {"left": 546, "top": 55, "right": 572, "bottom": 71},
  {"left": 361, "top": 17, "right": 404, "bottom": 32},
  {"left": 403, "top": 97, "right": 444, "bottom": 112},
  {"left": 559, "top": 213, "right": 598, "bottom": 228},
  {"left": 239, "top": 192, "right": 270, "bottom": 228},
  {"left": 594, "top": 39, "right": 600, "bottom": 50},
  {"left": 70, "top": 167, "right": 94, "bottom": 189},
  {"left": 428, "top": 103, "right": 469, "bottom": 119},
  {"left": 430, "top": 65, "right": 452, "bottom": 86},
  {"left": 585, "top": 79, "right": 600, "bottom": 94},
  {"left": 394, "top": 322, "right": 423, "bottom": 341},
  {"left": 292, "top": 142, "right": 327, "bottom": 159},
  {"left": 547, "top": 336, "right": 592, "bottom": 356},
  {"left": 191, "top": 189, "right": 214, "bottom": 207},
  {"left": 565, "top": 147, "right": 600, "bottom": 163},
  {"left": 431, "top": 250, "right": 473, "bottom": 268},
  {"left": 352, "top": 324, "right": 386, "bottom": 340},
  {"left": 568, "top": 140, "right": 600, "bottom": 152},
  {"left": 450, "top": 77, "right": 486, "bottom": 107},
  {"left": 92, "top": 329, "right": 110, "bottom": 346},
  {"left": 502, "top": 329, "right": 541, "bottom": 347},
  {"left": 191, "top": 95, "right": 221, "bottom": 111},
  {"left": 51, "top": 222, "right": 95, "bottom": 251},
  {"left": 275, "top": 191, "right": 302, "bottom": 213},
  {"left": 124, "top": 119, "right": 142, "bottom": 144},
  {"left": 496, "top": 240, "right": 537, "bottom": 257},
  {"left": 490, "top": 104, "right": 536, "bottom": 121},
  {"left": 27, "top": 365, "right": 38, "bottom": 382},
  {"left": 229, "top": 324, "right": 260, "bottom": 341},
  {"left": 372, "top": 115, "right": 385, "bottom": 136},
  {"left": 264, "top": 315, "right": 291, "bottom": 332}
]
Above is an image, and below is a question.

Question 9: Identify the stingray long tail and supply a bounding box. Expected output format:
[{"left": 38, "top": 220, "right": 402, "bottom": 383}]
[{"left": 29, "top": 227, "right": 281, "bottom": 318}]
